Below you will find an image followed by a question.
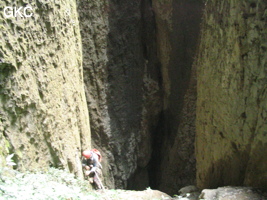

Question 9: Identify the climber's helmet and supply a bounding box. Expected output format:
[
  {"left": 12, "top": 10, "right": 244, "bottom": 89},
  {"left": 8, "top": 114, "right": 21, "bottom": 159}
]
[{"left": 82, "top": 150, "right": 92, "bottom": 159}]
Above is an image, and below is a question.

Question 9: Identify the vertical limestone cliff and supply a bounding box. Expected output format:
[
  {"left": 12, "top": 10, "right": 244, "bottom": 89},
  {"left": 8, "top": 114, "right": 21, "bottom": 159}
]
[
  {"left": 77, "top": 0, "right": 113, "bottom": 187},
  {"left": 0, "top": 0, "right": 90, "bottom": 177},
  {"left": 78, "top": 0, "right": 203, "bottom": 193},
  {"left": 150, "top": 0, "right": 203, "bottom": 194},
  {"left": 78, "top": 0, "right": 162, "bottom": 189},
  {"left": 4, "top": 0, "right": 266, "bottom": 195},
  {"left": 0, "top": 0, "right": 203, "bottom": 193},
  {"left": 196, "top": 0, "right": 267, "bottom": 189}
]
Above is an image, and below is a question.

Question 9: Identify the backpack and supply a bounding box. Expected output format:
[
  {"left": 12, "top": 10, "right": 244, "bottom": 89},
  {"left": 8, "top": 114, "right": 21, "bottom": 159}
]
[{"left": 91, "top": 149, "right": 102, "bottom": 162}]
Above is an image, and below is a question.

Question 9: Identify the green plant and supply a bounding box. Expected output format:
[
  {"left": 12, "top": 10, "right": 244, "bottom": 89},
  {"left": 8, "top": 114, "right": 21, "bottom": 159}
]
[{"left": 0, "top": 167, "right": 103, "bottom": 200}]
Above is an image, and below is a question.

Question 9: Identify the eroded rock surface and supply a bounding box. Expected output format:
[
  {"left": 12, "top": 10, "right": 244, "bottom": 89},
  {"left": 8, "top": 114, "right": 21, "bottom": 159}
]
[
  {"left": 195, "top": 0, "right": 267, "bottom": 190},
  {"left": 0, "top": 0, "right": 90, "bottom": 177},
  {"left": 78, "top": 0, "right": 162, "bottom": 189},
  {"left": 2, "top": 0, "right": 266, "bottom": 196},
  {"left": 150, "top": 0, "right": 204, "bottom": 194}
]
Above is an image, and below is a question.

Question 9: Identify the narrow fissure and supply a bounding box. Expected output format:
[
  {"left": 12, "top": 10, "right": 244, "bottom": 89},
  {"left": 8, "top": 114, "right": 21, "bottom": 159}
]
[
  {"left": 147, "top": 111, "right": 165, "bottom": 190},
  {"left": 126, "top": 0, "right": 204, "bottom": 195},
  {"left": 1, "top": 0, "right": 267, "bottom": 199},
  {"left": 78, "top": 0, "right": 204, "bottom": 194}
]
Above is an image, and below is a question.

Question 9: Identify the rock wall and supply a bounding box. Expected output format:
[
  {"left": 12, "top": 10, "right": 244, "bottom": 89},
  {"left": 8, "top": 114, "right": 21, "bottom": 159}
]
[
  {"left": 6, "top": 0, "right": 265, "bottom": 195},
  {"left": 78, "top": 0, "right": 162, "bottom": 189},
  {"left": 150, "top": 0, "right": 203, "bottom": 194},
  {"left": 0, "top": 0, "right": 203, "bottom": 193},
  {"left": 196, "top": 0, "right": 267, "bottom": 189},
  {"left": 79, "top": 0, "right": 203, "bottom": 193},
  {"left": 0, "top": 0, "right": 90, "bottom": 177}
]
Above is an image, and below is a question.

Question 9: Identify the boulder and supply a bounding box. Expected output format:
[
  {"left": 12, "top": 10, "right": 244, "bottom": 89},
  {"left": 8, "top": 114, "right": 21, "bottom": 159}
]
[{"left": 199, "top": 187, "right": 267, "bottom": 200}]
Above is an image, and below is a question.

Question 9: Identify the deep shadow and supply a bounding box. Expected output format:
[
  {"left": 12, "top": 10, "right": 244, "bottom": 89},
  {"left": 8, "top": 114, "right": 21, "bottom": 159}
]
[
  {"left": 105, "top": 0, "right": 148, "bottom": 188},
  {"left": 78, "top": 0, "right": 203, "bottom": 192},
  {"left": 148, "top": 111, "right": 165, "bottom": 189},
  {"left": 148, "top": 0, "right": 204, "bottom": 195}
]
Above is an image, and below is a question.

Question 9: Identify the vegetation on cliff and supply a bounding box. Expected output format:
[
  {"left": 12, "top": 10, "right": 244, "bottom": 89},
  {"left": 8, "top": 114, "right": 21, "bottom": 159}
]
[{"left": 0, "top": 155, "right": 171, "bottom": 200}]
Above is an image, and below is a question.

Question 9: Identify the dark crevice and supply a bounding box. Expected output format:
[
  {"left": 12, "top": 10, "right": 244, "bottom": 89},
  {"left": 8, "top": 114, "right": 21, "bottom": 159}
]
[
  {"left": 144, "top": 0, "right": 204, "bottom": 195},
  {"left": 78, "top": 0, "right": 203, "bottom": 193},
  {"left": 120, "top": 0, "right": 203, "bottom": 194},
  {"left": 148, "top": 111, "right": 165, "bottom": 189}
]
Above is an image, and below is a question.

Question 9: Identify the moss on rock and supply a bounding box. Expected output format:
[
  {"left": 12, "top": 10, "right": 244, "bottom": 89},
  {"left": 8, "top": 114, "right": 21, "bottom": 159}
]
[{"left": 0, "top": 0, "right": 91, "bottom": 177}]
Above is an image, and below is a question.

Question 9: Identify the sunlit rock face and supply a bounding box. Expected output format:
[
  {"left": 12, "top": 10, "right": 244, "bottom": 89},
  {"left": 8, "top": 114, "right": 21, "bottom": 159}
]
[
  {"left": 3, "top": 0, "right": 266, "bottom": 195},
  {"left": 195, "top": 0, "right": 267, "bottom": 189},
  {"left": 0, "top": 0, "right": 91, "bottom": 178}
]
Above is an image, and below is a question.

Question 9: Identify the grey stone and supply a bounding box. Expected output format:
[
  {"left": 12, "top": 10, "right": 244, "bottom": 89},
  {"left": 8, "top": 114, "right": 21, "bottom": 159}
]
[
  {"left": 199, "top": 187, "right": 267, "bottom": 200},
  {"left": 179, "top": 185, "right": 200, "bottom": 196}
]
